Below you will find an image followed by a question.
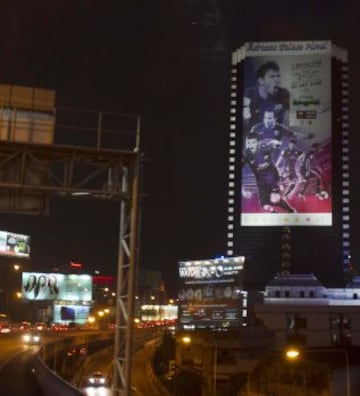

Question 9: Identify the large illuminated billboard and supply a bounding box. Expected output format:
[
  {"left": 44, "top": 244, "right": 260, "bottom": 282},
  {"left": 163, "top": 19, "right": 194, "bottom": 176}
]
[
  {"left": 241, "top": 41, "right": 332, "bottom": 226},
  {"left": 22, "top": 272, "right": 92, "bottom": 301},
  {"left": 177, "top": 257, "right": 245, "bottom": 330},
  {"left": 0, "top": 230, "right": 30, "bottom": 258}
]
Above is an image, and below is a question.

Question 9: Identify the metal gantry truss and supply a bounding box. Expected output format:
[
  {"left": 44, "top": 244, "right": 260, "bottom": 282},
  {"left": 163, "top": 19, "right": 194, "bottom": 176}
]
[{"left": 0, "top": 112, "right": 141, "bottom": 396}]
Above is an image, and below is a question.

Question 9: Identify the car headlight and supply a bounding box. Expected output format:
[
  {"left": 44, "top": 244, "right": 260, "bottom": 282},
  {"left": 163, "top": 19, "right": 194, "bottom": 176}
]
[
  {"left": 33, "top": 335, "right": 40, "bottom": 343},
  {"left": 100, "top": 378, "right": 105, "bottom": 384},
  {"left": 89, "top": 378, "right": 95, "bottom": 383},
  {"left": 23, "top": 334, "right": 31, "bottom": 342}
]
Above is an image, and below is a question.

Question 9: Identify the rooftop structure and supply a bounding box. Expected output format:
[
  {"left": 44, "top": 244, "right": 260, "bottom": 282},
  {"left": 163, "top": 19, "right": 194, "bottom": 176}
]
[{"left": 255, "top": 273, "right": 360, "bottom": 348}]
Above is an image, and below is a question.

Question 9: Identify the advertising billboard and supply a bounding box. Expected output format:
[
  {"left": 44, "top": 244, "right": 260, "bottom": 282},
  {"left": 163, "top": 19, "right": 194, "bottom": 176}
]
[
  {"left": 0, "top": 230, "right": 30, "bottom": 258},
  {"left": 22, "top": 272, "right": 92, "bottom": 301},
  {"left": 140, "top": 305, "right": 178, "bottom": 322},
  {"left": 53, "top": 304, "right": 90, "bottom": 324},
  {"left": 241, "top": 41, "right": 332, "bottom": 226},
  {"left": 177, "top": 257, "right": 245, "bottom": 330}
]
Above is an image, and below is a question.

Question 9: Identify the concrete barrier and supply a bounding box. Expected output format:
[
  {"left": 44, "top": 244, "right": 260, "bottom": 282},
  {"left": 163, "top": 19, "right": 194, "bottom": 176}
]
[
  {"left": 32, "top": 329, "right": 164, "bottom": 395},
  {"left": 33, "top": 332, "right": 114, "bottom": 396},
  {"left": 33, "top": 353, "right": 85, "bottom": 396}
]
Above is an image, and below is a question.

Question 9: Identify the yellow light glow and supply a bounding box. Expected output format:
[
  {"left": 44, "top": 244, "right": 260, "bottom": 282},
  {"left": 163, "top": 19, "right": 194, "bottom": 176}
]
[
  {"left": 182, "top": 336, "right": 192, "bottom": 344},
  {"left": 286, "top": 348, "right": 300, "bottom": 360}
]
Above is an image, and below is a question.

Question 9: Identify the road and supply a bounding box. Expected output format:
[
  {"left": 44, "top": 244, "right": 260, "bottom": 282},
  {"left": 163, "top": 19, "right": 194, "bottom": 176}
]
[
  {"left": 0, "top": 330, "right": 167, "bottom": 396},
  {"left": 0, "top": 333, "right": 44, "bottom": 395},
  {"left": 78, "top": 339, "right": 168, "bottom": 396},
  {"left": 132, "top": 340, "right": 166, "bottom": 396}
]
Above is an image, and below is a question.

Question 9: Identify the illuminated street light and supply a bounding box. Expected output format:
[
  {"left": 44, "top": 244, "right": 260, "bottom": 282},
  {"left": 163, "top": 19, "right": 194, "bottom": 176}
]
[
  {"left": 98, "top": 310, "right": 104, "bottom": 317},
  {"left": 284, "top": 347, "right": 350, "bottom": 396},
  {"left": 15, "top": 292, "right": 22, "bottom": 299},
  {"left": 88, "top": 316, "right": 95, "bottom": 324},
  {"left": 13, "top": 264, "right": 20, "bottom": 271},
  {"left": 181, "top": 336, "right": 218, "bottom": 396},
  {"left": 285, "top": 348, "right": 300, "bottom": 360}
]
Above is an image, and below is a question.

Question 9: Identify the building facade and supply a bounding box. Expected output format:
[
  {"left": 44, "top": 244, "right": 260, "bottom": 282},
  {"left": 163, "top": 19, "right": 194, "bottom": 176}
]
[
  {"left": 226, "top": 41, "right": 350, "bottom": 291},
  {"left": 255, "top": 273, "right": 360, "bottom": 348}
]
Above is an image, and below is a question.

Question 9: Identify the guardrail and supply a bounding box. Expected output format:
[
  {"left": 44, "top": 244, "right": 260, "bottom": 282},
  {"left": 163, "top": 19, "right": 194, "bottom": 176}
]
[
  {"left": 33, "top": 354, "right": 85, "bottom": 396},
  {"left": 33, "top": 332, "right": 114, "bottom": 396},
  {"left": 32, "top": 328, "right": 165, "bottom": 395},
  {"left": 146, "top": 358, "right": 172, "bottom": 396}
]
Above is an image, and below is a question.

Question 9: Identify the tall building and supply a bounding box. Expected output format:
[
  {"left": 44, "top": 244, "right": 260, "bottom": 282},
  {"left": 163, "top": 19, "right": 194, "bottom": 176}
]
[{"left": 226, "top": 41, "right": 350, "bottom": 290}]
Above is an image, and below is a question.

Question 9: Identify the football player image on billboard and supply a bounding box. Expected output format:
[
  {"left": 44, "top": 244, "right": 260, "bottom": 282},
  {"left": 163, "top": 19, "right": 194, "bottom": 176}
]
[{"left": 241, "top": 41, "right": 332, "bottom": 226}]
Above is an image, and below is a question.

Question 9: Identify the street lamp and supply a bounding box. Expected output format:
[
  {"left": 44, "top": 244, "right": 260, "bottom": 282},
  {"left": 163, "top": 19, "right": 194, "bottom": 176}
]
[
  {"left": 181, "top": 336, "right": 192, "bottom": 344},
  {"left": 212, "top": 342, "right": 218, "bottom": 396},
  {"left": 181, "top": 336, "right": 218, "bottom": 396},
  {"left": 285, "top": 348, "right": 300, "bottom": 360},
  {"left": 285, "top": 347, "right": 351, "bottom": 396}
]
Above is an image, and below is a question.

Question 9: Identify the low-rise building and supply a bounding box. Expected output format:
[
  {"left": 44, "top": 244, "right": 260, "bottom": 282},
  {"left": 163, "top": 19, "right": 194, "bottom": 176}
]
[{"left": 254, "top": 273, "right": 360, "bottom": 348}]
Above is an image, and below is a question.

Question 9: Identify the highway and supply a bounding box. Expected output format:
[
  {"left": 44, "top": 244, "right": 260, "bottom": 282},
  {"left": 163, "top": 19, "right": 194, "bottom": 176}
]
[
  {"left": 0, "top": 333, "right": 44, "bottom": 395},
  {"left": 0, "top": 329, "right": 168, "bottom": 396}
]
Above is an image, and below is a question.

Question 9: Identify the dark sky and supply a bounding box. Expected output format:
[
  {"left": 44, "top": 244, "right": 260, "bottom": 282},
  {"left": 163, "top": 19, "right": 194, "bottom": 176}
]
[{"left": 0, "top": 0, "right": 358, "bottom": 294}]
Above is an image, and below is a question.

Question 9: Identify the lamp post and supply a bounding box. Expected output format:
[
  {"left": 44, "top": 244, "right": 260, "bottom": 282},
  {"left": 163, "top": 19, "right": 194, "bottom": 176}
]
[
  {"left": 212, "top": 342, "right": 218, "bottom": 396},
  {"left": 285, "top": 347, "right": 350, "bottom": 396},
  {"left": 180, "top": 336, "right": 218, "bottom": 396},
  {"left": 285, "top": 348, "right": 299, "bottom": 395}
]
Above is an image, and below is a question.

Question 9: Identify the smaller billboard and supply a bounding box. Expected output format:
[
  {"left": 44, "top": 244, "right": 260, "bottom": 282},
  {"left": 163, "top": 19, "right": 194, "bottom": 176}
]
[
  {"left": 0, "top": 230, "right": 30, "bottom": 258},
  {"left": 22, "top": 272, "right": 92, "bottom": 302},
  {"left": 140, "top": 305, "right": 178, "bottom": 322},
  {"left": 53, "top": 304, "right": 90, "bottom": 325},
  {"left": 178, "top": 257, "right": 245, "bottom": 330},
  {"left": 179, "top": 257, "right": 244, "bottom": 283}
]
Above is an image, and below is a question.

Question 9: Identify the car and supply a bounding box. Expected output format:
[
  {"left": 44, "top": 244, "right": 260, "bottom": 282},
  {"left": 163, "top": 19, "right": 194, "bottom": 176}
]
[
  {"left": 67, "top": 346, "right": 88, "bottom": 357},
  {"left": 33, "top": 322, "right": 47, "bottom": 331},
  {"left": 87, "top": 372, "right": 107, "bottom": 387},
  {"left": 0, "top": 324, "right": 11, "bottom": 334},
  {"left": 50, "top": 323, "right": 69, "bottom": 332},
  {"left": 22, "top": 332, "right": 41, "bottom": 345},
  {"left": 19, "top": 321, "right": 32, "bottom": 332}
]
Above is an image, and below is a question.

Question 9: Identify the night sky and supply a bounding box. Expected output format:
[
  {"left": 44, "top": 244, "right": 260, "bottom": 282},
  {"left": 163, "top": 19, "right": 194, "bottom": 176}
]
[{"left": 0, "top": 1, "right": 358, "bottom": 294}]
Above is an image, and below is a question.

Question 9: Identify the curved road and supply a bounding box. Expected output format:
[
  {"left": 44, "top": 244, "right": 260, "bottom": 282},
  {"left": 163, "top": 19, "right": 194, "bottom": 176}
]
[
  {"left": 0, "top": 333, "right": 44, "bottom": 395},
  {"left": 0, "top": 330, "right": 166, "bottom": 396}
]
